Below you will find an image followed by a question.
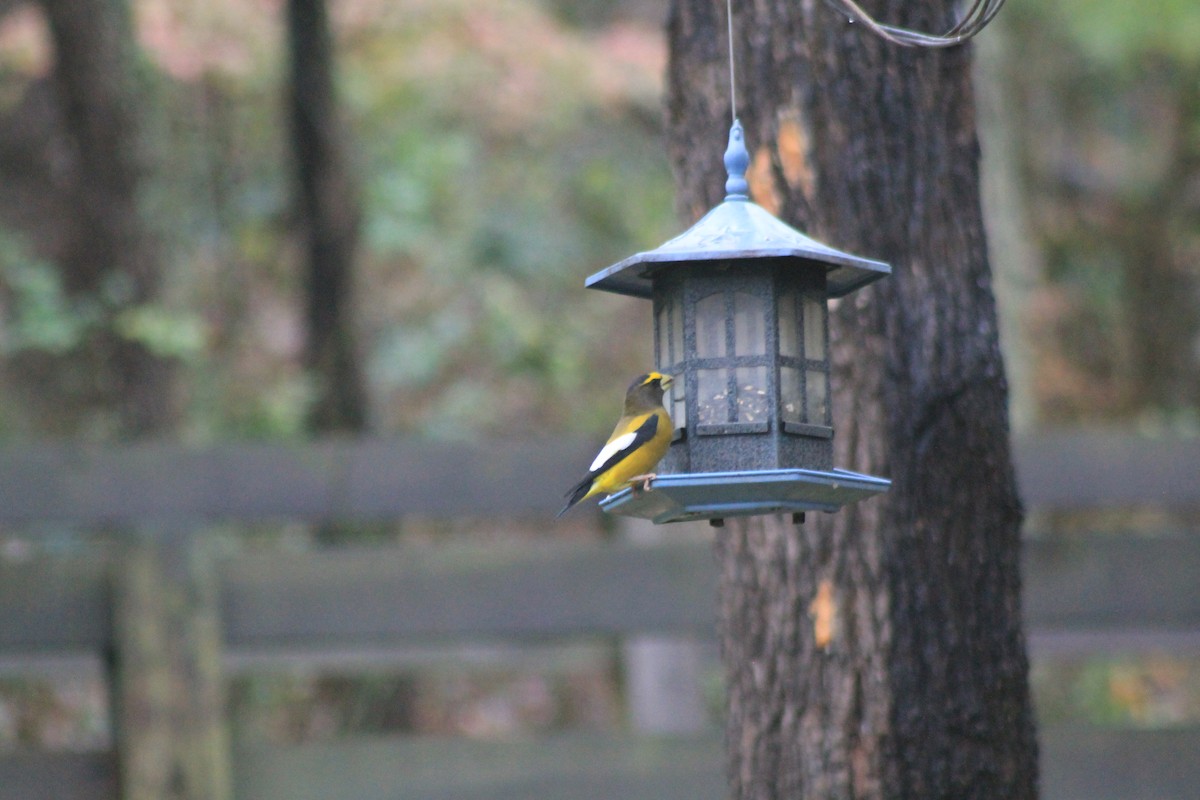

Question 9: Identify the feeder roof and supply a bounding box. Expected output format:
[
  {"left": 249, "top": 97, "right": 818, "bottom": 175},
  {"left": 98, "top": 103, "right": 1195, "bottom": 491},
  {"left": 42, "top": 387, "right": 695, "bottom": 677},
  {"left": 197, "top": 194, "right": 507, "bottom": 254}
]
[
  {"left": 586, "top": 198, "right": 889, "bottom": 299},
  {"left": 586, "top": 119, "right": 890, "bottom": 299}
]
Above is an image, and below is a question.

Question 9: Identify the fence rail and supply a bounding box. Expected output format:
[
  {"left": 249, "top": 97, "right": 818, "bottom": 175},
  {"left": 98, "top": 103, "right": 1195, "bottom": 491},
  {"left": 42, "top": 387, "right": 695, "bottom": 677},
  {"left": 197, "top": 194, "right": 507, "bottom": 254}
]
[
  {"left": 1, "top": 430, "right": 1198, "bottom": 800},
  {"left": 5, "top": 728, "right": 1200, "bottom": 800},
  {"left": 0, "top": 438, "right": 598, "bottom": 524},
  {"left": 4, "top": 535, "right": 1199, "bottom": 663},
  {"left": 1, "top": 429, "right": 1196, "bottom": 526}
]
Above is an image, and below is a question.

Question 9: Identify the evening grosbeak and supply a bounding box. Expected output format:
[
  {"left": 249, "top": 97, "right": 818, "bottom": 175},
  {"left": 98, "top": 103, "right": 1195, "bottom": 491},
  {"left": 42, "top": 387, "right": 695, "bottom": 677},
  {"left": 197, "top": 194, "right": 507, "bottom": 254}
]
[{"left": 558, "top": 372, "right": 673, "bottom": 517}]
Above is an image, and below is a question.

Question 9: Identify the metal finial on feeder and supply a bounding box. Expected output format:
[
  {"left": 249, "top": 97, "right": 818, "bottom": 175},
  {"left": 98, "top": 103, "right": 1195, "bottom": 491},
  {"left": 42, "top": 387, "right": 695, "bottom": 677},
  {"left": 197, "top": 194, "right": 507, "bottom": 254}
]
[{"left": 724, "top": 119, "right": 750, "bottom": 200}]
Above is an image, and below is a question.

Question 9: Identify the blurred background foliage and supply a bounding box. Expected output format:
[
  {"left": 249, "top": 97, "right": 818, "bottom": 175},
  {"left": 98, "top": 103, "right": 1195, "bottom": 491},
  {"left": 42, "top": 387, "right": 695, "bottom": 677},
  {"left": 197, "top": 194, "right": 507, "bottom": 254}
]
[
  {"left": 1006, "top": 0, "right": 1200, "bottom": 425},
  {"left": 0, "top": 0, "right": 1197, "bottom": 755},
  {"left": 0, "top": 0, "right": 675, "bottom": 440}
]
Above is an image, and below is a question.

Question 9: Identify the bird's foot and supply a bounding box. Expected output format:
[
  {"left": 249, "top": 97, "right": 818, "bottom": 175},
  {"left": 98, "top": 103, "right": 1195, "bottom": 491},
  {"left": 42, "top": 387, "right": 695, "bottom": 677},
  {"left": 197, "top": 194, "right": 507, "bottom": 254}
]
[{"left": 627, "top": 473, "right": 657, "bottom": 493}]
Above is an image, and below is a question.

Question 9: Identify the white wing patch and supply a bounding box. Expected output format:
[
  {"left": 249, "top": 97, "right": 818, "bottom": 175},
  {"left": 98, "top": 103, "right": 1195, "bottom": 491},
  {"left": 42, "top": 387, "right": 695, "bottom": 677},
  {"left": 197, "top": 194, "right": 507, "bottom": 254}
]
[{"left": 589, "top": 432, "right": 638, "bottom": 472}]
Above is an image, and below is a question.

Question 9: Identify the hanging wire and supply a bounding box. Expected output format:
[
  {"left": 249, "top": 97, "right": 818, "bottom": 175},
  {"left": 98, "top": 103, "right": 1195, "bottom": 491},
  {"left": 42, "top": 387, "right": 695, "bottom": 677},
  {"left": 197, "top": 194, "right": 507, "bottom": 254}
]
[
  {"left": 722, "top": 0, "right": 1004, "bottom": 113},
  {"left": 824, "top": 0, "right": 1008, "bottom": 48},
  {"left": 727, "top": 0, "right": 737, "bottom": 121}
]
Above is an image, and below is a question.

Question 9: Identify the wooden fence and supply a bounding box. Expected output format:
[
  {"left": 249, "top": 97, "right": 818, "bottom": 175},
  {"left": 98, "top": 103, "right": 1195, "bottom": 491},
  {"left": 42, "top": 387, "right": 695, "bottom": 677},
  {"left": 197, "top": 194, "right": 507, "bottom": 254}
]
[{"left": 0, "top": 430, "right": 1198, "bottom": 800}]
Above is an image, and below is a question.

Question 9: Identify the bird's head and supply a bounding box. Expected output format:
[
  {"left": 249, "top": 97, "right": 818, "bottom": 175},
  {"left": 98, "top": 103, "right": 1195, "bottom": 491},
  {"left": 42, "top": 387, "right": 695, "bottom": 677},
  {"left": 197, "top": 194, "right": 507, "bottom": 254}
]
[{"left": 625, "top": 372, "right": 673, "bottom": 411}]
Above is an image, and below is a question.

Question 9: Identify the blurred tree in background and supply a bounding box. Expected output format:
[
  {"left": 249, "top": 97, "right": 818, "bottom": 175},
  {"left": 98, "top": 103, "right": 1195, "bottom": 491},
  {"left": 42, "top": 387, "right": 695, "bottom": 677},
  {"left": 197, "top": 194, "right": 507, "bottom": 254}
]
[
  {"left": 286, "top": 0, "right": 368, "bottom": 433},
  {"left": 2, "top": 0, "right": 178, "bottom": 437}
]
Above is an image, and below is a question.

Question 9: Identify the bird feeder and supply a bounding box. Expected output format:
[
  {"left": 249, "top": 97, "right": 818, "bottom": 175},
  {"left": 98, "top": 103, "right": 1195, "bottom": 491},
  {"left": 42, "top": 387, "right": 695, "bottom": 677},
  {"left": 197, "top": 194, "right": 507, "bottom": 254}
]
[{"left": 586, "top": 120, "right": 891, "bottom": 524}]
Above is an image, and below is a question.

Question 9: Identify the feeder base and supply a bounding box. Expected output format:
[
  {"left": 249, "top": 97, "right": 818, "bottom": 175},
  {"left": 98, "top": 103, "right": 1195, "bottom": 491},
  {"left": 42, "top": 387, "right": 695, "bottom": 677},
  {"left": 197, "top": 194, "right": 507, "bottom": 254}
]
[{"left": 598, "top": 468, "right": 890, "bottom": 524}]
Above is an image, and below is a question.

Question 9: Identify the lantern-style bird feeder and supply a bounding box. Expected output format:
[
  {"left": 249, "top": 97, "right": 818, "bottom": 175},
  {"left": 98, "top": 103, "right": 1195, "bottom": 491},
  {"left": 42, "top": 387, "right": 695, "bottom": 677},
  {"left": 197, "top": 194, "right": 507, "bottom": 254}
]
[{"left": 586, "top": 121, "right": 891, "bottom": 524}]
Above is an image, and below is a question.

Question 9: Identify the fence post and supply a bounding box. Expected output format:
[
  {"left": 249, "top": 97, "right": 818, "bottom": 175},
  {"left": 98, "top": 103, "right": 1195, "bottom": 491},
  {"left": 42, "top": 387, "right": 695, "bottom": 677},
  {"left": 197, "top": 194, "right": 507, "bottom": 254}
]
[
  {"left": 110, "top": 530, "right": 231, "bottom": 800},
  {"left": 619, "top": 518, "right": 708, "bottom": 734}
]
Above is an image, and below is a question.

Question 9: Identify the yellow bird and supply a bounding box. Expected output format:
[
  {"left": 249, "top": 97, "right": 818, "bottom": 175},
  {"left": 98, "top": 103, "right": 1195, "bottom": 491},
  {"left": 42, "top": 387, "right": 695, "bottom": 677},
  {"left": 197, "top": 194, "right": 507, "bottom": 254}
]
[{"left": 558, "top": 372, "right": 674, "bottom": 517}]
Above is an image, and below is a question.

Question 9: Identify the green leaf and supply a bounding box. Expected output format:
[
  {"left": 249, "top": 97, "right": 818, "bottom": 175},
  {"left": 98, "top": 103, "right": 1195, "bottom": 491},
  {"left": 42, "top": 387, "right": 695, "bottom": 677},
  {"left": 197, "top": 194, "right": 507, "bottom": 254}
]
[
  {"left": 0, "top": 232, "right": 93, "bottom": 355},
  {"left": 113, "top": 305, "right": 207, "bottom": 360}
]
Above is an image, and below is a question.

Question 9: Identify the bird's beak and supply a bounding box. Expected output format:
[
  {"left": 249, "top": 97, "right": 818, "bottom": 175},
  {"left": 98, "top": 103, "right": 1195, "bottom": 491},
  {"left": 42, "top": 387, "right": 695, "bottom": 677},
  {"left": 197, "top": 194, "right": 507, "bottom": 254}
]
[{"left": 660, "top": 374, "right": 674, "bottom": 389}]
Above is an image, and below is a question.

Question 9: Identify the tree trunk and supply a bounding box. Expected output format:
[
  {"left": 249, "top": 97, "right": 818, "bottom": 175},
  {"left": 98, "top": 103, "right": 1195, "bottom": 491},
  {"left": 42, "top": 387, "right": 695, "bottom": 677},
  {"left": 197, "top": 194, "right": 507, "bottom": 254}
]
[
  {"left": 40, "top": 0, "right": 174, "bottom": 435},
  {"left": 666, "top": 1, "right": 1038, "bottom": 797},
  {"left": 286, "top": 0, "right": 368, "bottom": 432},
  {"left": 40, "top": 6, "right": 232, "bottom": 800}
]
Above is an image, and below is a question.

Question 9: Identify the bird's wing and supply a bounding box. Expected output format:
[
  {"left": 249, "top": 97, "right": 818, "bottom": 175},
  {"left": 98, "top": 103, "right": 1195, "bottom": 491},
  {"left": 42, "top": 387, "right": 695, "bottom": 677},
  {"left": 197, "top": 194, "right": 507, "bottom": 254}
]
[
  {"left": 557, "top": 412, "right": 662, "bottom": 517},
  {"left": 585, "top": 412, "right": 659, "bottom": 480}
]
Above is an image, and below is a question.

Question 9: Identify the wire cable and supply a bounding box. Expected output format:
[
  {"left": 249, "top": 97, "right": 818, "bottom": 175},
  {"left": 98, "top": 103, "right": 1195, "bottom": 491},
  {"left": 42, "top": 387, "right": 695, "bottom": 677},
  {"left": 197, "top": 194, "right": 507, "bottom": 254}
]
[
  {"left": 824, "top": 0, "right": 1007, "bottom": 48},
  {"left": 727, "top": 0, "right": 737, "bottom": 121}
]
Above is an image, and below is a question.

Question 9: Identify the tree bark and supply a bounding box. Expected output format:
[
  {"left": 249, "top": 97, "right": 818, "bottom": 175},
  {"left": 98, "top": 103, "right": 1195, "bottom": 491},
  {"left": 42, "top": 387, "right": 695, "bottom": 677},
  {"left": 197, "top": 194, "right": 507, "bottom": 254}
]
[
  {"left": 666, "top": 1, "right": 1038, "bottom": 797},
  {"left": 286, "top": 0, "right": 368, "bottom": 432}
]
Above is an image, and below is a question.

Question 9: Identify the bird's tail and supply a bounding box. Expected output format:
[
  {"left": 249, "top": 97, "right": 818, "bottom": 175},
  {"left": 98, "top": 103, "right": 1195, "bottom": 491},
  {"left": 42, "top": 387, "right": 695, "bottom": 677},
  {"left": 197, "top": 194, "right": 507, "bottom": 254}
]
[{"left": 556, "top": 478, "right": 594, "bottom": 518}]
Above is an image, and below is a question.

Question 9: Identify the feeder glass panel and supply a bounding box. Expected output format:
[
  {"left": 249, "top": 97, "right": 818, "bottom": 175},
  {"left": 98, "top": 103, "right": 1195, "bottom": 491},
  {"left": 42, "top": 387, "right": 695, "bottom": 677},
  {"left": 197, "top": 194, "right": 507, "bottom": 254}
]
[
  {"left": 733, "top": 292, "right": 766, "bottom": 355},
  {"left": 780, "top": 366, "right": 802, "bottom": 424},
  {"left": 778, "top": 291, "right": 799, "bottom": 357},
  {"left": 672, "top": 298, "right": 685, "bottom": 366},
  {"left": 807, "top": 368, "right": 829, "bottom": 425},
  {"left": 696, "top": 368, "right": 728, "bottom": 425},
  {"left": 803, "top": 295, "right": 826, "bottom": 360},
  {"left": 736, "top": 366, "right": 770, "bottom": 423},
  {"left": 656, "top": 295, "right": 687, "bottom": 432},
  {"left": 696, "top": 294, "right": 727, "bottom": 357},
  {"left": 671, "top": 374, "right": 686, "bottom": 429},
  {"left": 657, "top": 305, "right": 670, "bottom": 370}
]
